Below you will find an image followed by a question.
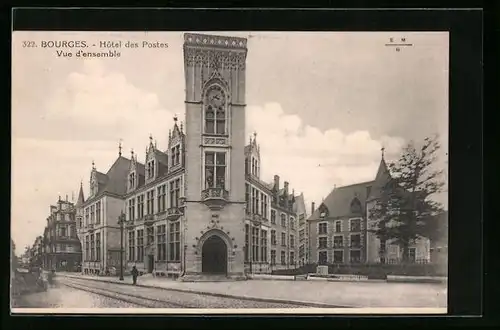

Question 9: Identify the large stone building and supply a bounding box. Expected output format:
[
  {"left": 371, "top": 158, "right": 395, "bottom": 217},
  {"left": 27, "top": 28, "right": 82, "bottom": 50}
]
[
  {"left": 42, "top": 196, "right": 82, "bottom": 271},
  {"left": 76, "top": 33, "right": 303, "bottom": 279},
  {"left": 308, "top": 152, "right": 431, "bottom": 266}
]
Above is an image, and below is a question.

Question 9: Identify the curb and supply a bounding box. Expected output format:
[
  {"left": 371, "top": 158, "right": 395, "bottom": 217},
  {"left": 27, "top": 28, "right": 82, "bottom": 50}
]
[{"left": 59, "top": 274, "right": 355, "bottom": 308}]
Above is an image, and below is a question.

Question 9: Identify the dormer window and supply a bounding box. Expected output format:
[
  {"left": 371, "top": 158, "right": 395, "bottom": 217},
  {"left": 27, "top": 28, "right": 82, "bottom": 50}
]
[
  {"left": 129, "top": 172, "right": 136, "bottom": 190},
  {"left": 147, "top": 160, "right": 155, "bottom": 179},
  {"left": 350, "top": 198, "right": 362, "bottom": 214},
  {"left": 171, "top": 145, "right": 181, "bottom": 167},
  {"left": 318, "top": 204, "right": 329, "bottom": 218},
  {"left": 204, "top": 86, "right": 226, "bottom": 135}
]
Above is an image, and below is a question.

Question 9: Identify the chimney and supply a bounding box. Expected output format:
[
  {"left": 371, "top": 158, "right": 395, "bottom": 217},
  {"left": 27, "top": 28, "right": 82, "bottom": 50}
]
[
  {"left": 311, "top": 202, "right": 316, "bottom": 215},
  {"left": 284, "top": 181, "right": 289, "bottom": 195},
  {"left": 274, "top": 175, "right": 280, "bottom": 190},
  {"left": 65, "top": 194, "right": 68, "bottom": 202}
]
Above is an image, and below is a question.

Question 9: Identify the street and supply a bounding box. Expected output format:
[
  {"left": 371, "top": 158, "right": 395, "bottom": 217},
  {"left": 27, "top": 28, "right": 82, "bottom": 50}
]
[{"left": 13, "top": 276, "right": 318, "bottom": 309}]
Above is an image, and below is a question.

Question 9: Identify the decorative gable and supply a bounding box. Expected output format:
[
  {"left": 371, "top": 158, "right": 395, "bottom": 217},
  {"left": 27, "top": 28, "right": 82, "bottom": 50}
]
[
  {"left": 145, "top": 135, "right": 158, "bottom": 182},
  {"left": 128, "top": 150, "right": 138, "bottom": 192},
  {"left": 318, "top": 203, "right": 329, "bottom": 218},
  {"left": 168, "top": 116, "right": 185, "bottom": 171}
]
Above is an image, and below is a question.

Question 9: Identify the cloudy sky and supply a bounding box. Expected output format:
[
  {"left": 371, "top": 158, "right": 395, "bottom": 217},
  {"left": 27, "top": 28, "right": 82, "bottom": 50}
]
[{"left": 11, "top": 31, "right": 449, "bottom": 253}]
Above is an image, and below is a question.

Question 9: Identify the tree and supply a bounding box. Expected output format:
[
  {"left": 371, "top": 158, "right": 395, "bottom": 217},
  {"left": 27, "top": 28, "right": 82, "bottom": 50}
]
[
  {"left": 11, "top": 239, "right": 18, "bottom": 270},
  {"left": 369, "top": 136, "right": 445, "bottom": 263}
]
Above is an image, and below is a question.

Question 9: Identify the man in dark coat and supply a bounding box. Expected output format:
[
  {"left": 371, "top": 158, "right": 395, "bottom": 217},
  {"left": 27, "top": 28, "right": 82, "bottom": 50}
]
[{"left": 131, "top": 266, "right": 139, "bottom": 285}]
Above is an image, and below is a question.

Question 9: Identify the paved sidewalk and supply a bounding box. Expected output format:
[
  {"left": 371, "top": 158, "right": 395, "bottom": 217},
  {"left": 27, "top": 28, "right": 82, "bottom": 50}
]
[{"left": 58, "top": 272, "right": 447, "bottom": 308}]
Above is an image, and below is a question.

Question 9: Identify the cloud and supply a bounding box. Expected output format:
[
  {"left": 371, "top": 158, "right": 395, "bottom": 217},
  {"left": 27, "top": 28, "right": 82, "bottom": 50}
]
[
  {"left": 246, "top": 103, "right": 406, "bottom": 208},
  {"left": 11, "top": 60, "right": 415, "bottom": 252}
]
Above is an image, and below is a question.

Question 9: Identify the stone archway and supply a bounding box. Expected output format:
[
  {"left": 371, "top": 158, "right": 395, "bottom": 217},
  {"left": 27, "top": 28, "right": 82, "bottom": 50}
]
[{"left": 201, "top": 235, "right": 228, "bottom": 274}]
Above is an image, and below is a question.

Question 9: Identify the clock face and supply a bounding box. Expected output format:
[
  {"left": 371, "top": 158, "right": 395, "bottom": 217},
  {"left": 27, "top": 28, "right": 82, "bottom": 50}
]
[{"left": 208, "top": 89, "right": 224, "bottom": 108}]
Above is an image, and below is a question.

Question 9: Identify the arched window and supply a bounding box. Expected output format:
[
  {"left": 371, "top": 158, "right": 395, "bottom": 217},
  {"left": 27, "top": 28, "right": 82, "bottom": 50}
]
[
  {"left": 350, "top": 198, "right": 362, "bottom": 214},
  {"left": 318, "top": 203, "right": 329, "bottom": 218},
  {"left": 204, "top": 86, "right": 226, "bottom": 135}
]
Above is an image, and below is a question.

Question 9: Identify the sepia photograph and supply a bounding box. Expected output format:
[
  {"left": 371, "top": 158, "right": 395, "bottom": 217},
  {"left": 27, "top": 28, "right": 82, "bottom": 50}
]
[{"left": 11, "top": 30, "right": 449, "bottom": 314}]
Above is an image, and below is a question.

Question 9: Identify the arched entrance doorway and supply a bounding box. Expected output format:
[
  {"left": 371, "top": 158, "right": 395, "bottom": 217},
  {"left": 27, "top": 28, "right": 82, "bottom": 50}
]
[{"left": 202, "top": 235, "right": 227, "bottom": 275}]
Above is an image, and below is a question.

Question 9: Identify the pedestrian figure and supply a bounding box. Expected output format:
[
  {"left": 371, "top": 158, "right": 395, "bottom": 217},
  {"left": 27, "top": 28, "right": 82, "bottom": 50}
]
[{"left": 131, "top": 266, "right": 139, "bottom": 285}]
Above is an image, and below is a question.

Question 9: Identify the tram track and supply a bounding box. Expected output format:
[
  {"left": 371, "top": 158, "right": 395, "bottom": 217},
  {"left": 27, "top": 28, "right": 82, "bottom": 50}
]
[{"left": 59, "top": 279, "right": 193, "bottom": 308}]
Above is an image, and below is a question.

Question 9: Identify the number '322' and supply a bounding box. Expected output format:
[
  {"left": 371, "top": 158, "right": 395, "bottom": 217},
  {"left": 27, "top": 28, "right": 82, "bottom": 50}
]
[{"left": 22, "top": 41, "right": 36, "bottom": 47}]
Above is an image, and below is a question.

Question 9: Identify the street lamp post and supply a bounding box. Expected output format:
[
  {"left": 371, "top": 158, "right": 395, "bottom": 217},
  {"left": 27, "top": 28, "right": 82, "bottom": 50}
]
[{"left": 118, "top": 211, "right": 126, "bottom": 281}]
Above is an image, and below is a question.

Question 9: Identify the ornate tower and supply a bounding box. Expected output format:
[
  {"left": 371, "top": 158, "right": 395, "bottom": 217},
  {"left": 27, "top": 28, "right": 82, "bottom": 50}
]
[{"left": 182, "top": 33, "right": 248, "bottom": 280}]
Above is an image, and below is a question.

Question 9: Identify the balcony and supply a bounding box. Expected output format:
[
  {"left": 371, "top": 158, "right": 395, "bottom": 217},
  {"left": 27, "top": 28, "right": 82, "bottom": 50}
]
[
  {"left": 144, "top": 214, "right": 155, "bottom": 225},
  {"left": 87, "top": 223, "right": 95, "bottom": 232},
  {"left": 201, "top": 187, "right": 229, "bottom": 210},
  {"left": 126, "top": 220, "right": 135, "bottom": 229},
  {"left": 166, "top": 207, "right": 182, "bottom": 221},
  {"left": 250, "top": 213, "right": 266, "bottom": 226}
]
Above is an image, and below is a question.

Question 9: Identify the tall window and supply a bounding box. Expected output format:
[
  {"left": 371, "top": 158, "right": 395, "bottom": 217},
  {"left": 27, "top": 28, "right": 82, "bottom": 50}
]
[
  {"left": 333, "top": 250, "right": 343, "bottom": 263},
  {"left": 299, "top": 229, "right": 305, "bottom": 241},
  {"left": 256, "top": 190, "right": 261, "bottom": 215},
  {"left": 318, "top": 222, "right": 328, "bottom": 235},
  {"left": 137, "top": 195, "right": 144, "bottom": 218},
  {"left": 263, "top": 195, "right": 268, "bottom": 218},
  {"left": 252, "top": 227, "right": 259, "bottom": 262},
  {"left": 244, "top": 224, "right": 249, "bottom": 262},
  {"left": 129, "top": 172, "right": 136, "bottom": 190},
  {"left": 280, "top": 251, "right": 286, "bottom": 265},
  {"left": 260, "top": 230, "right": 267, "bottom": 262},
  {"left": 318, "top": 237, "right": 328, "bottom": 249},
  {"left": 350, "top": 250, "right": 361, "bottom": 263},
  {"left": 147, "top": 160, "right": 155, "bottom": 179},
  {"left": 85, "top": 208, "right": 89, "bottom": 226},
  {"left": 171, "top": 145, "right": 181, "bottom": 166},
  {"left": 271, "top": 250, "right": 276, "bottom": 265},
  {"left": 90, "top": 205, "right": 95, "bottom": 224},
  {"left": 128, "top": 231, "right": 135, "bottom": 261},
  {"left": 260, "top": 192, "right": 265, "bottom": 216},
  {"left": 335, "top": 221, "right": 342, "bottom": 233},
  {"left": 289, "top": 251, "right": 295, "bottom": 266},
  {"left": 170, "top": 179, "right": 181, "bottom": 207},
  {"left": 350, "top": 219, "right": 361, "bottom": 232},
  {"left": 60, "top": 226, "right": 66, "bottom": 237},
  {"left": 137, "top": 229, "right": 144, "bottom": 262},
  {"left": 281, "top": 232, "right": 286, "bottom": 246},
  {"left": 290, "top": 217, "right": 295, "bottom": 230},
  {"left": 146, "top": 226, "right": 154, "bottom": 246},
  {"left": 169, "top": 222, "right": 181, "bottom": 261},
  {"left": 333, "top": 235, "right": 343, "bottom": 248},
  {"left": 290, "top": 234, "right": 295, "bottom": 248},
  {"left": 95, "top": 233, "right": 101, "bottom": 261},
  {"left": 90, "top": 234, "right": 95, "bottom": 260},
  {"left": 146, "top": 190, "right": 155, "bottom": 215},
  {"left": 205, "top": 152, "right": 226, "bottom": 189},
  {"left": 245, "top": 184, "right": 250, "bottom": 214},
  {"left": 318, "top": 251, "right": 328, "bottom": 265},
  {"left": 85, "top": 235, "right": 90, "bottom": 261},
  {"left": 96, "top": 201, "right": 101, "bottom": 224},
  {"left": 157, "top": 185, "right": 166, "bottom": 212},
  {"left": 271, "top": 210, "right": 276, "bottom": 224},
  {"left": 280, "top": 213, "right": 286, "bottom": 227},
  {"left": 157, "top": 225, "right": 166, "bottom": 261},
  {"left": 128, "top": 198, "right": 136, "bottom": 221},
  {"left": 205, "top": 86, "right": 226, "bottom": 135},
  {"left": 271, "top": 230, "right": 277, "bottom": 245},
  {"left": 350, "top": 234, "right": 361, "bottom": 248},
  {"left": 251, "top": 188, "right": 257, "bottom": 214}
]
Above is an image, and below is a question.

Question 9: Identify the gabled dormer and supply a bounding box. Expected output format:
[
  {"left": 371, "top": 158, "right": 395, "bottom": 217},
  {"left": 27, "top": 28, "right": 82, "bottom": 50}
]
[
  {"left": 145, "top": 135, "right": 158, "bottom": 183},
  {"left": 168, "top": 115, "right": 185, "bottom": 172},
  {"left": 89, "top": 161, "right": 105, "bottom": 198},
  {"left": 128, "top": 150, "right": 138, "bottom": 192},
  {"left": 318, "top": 203, "right": 329, "bottom": 219},
  {"left": 245, "top": 132, "right": 261, "bottom": 178}
]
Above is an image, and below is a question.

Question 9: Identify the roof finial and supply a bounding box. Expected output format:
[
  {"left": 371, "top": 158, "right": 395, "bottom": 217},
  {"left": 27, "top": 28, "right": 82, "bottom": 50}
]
[
  {"left": 80, "top": 179, "right": 83, "bottom": 187},
  {"left": 149, "top": 134, "right": 153, "bottom": 143},
  {"left": 381, "top": 145, "right": 386, "bottom": 160},
  {"left": 155, "top": 139, "right": 157, "bottom": 148},
  {"left": 253, "top": 131, "right": 257, "bottom": 141},
  {"left": 131, "top": 148, "right": 134, "bottom": 159},
  {"left": 118, "top": 139, "right": 122, "bottom": 157},
  {"left": 180, "top": 121, "right": 183, "bottom": 132},
  {"left": 173, "top": 114, "right": 178, "bottom": 123},
  {"left": 92, "top": 160, "right": 95, "bottom": 169}
]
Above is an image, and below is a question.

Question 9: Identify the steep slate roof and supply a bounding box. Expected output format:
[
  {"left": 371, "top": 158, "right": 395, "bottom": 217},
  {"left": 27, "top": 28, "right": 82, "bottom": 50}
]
[
  {"left": 293, "top": 193, "right": 307, "bottom": 215},
  {"left": 366, "top": 157, "right": 392, "bottom": 202},
  {"left": 86, "top": 156, "right": 132, "bottom": 203},
  {"left": 309, "top": 180, "right": 374, "bottom": 221},
  {"left": 75, "top": 182, "right": 85, "bottom": 207}
]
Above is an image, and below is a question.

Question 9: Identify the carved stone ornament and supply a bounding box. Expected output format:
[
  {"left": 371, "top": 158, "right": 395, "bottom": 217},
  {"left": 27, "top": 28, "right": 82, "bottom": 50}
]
[{"left": 184, "top": 48, "right": 246, "bottom": 70}]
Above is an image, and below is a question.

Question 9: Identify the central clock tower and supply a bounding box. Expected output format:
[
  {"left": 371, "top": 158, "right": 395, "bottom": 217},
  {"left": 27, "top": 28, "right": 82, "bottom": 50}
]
[{"left": 181, "top": 33, "right": 248, "bottom": 280}]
